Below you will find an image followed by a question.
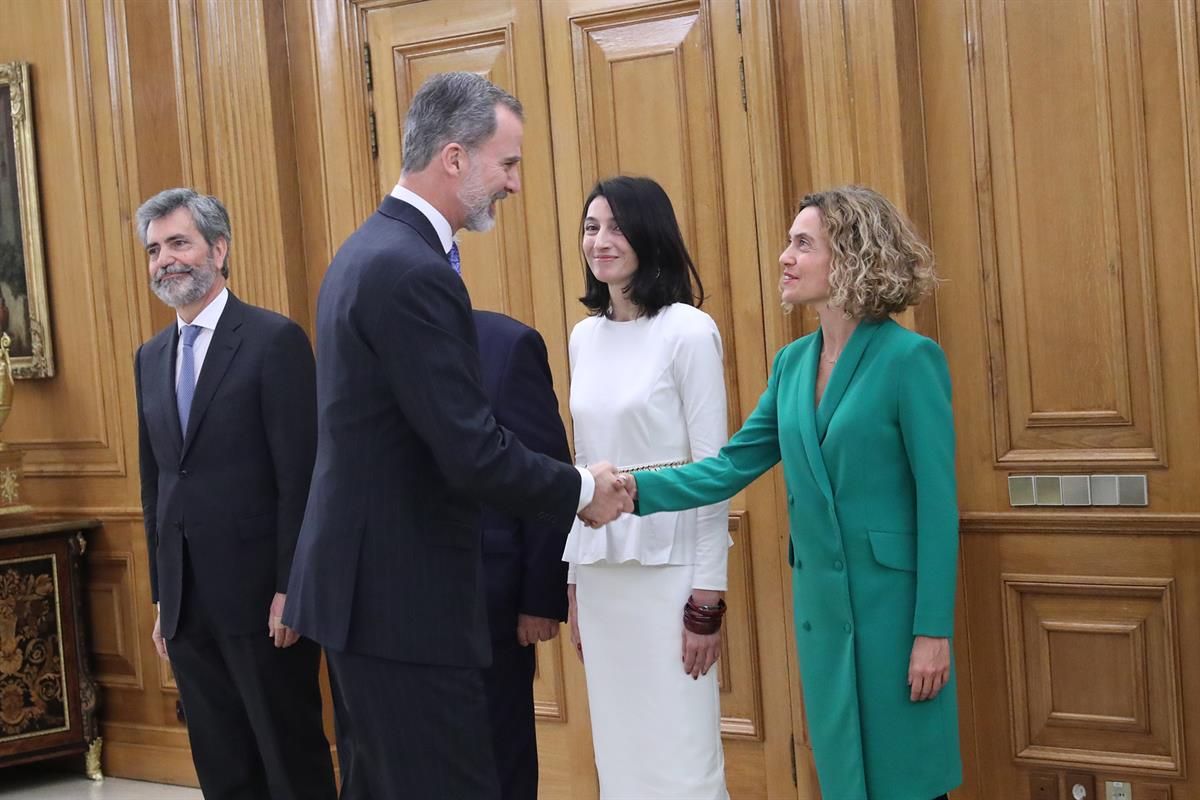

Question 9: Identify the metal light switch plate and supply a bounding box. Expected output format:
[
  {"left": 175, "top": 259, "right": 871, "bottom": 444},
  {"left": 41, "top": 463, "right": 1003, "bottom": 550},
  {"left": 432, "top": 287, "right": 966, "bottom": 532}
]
[
  {"left": 1060, "top": 475, "right": 1092, "bottom": 506},
  {"left": 1009, "top": 474, "right": 1147, "bottom": 507},
  {"left": 1089, "top": 475, "right": 1120, "bottom": 506},
  {"left": 1008, "top": 475, "right": 1036, "bottom": 506},
  {"left": 1118, "top": 474, "right": 1148, "bottom": 506},
  {"left": 1034, "top": 475, "right": 1062, "bottom": 506}
]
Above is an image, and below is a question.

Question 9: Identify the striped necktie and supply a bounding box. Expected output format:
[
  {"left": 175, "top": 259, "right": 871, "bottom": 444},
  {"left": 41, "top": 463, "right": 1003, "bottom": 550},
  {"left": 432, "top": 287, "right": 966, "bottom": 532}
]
[{"left": 177, "top": 324, "right": 202, "bottom": 433}]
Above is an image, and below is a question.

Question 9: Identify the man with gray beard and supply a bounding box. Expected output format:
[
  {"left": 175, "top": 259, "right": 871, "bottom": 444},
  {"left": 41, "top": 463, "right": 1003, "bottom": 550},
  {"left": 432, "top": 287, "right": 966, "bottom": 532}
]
[
  {"left": 133, "top": 188, "right": 335, "bottom": 800},
  {"left": 284, "top": 71, "right": 632, "bottom": 798}
]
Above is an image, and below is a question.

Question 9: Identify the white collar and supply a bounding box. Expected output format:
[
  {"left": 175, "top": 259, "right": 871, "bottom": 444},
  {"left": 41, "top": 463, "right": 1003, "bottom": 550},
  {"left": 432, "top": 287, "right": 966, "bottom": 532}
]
[
  {"left": 390, "top": 184, "right": 454, "bottom": 254},
  {"left": 177, "top": 287, "right": 229, "bottom": 332}
]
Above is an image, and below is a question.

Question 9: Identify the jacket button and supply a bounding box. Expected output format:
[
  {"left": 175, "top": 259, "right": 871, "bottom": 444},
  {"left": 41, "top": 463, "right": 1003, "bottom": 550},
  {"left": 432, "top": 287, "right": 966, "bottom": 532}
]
[
  {"left": 834, "top": 560, "right": 844, "bottom": 571},
  {"left": 802, "top": 621, "right": 811, "bottom": 631},
  {"left": 179, "top": 469, "right": 189, "bottom": 478},
  {"left": 174, "top": 521, "right": 183, "bottom": 530},
  {"left": 843, "top": 623, "right": 852, "bottom": 634}
]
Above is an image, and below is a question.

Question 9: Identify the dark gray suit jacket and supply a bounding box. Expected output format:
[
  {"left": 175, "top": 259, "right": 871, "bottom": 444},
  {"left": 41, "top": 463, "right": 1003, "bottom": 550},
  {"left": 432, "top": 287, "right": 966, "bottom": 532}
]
[{"left": 284, "top": 197, "right": 580, "bottom": 668}]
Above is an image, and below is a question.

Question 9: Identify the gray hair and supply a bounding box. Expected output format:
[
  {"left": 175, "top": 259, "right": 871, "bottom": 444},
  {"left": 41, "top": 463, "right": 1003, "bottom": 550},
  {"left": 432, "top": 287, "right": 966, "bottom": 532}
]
[
  {"left": 401, "top": 72, "right": 523, "bottom": 174},
  {"left": 135, "top": 188, "right": 232, "bottom": 278}
]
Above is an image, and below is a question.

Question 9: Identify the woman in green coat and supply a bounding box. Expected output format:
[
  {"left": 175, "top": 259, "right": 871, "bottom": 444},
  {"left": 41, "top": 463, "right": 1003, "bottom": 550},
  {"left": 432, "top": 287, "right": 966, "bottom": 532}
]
[{"left": 622, "top": 186, "right": 961, "bottom": 800}]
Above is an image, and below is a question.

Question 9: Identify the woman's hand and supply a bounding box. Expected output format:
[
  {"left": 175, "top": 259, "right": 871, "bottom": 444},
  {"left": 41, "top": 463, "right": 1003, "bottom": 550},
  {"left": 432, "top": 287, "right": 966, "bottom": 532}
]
[
  {"left": 683, "top": 589, "right": 723, "bottom": 679},
  {"left": 907, "top": 635, "right": 950, "bottom": 701},
  {"left": 619, "top": 472, "right": 637, "bottom": 502},
  {"left": 567, "top": 583, "right": 583, "bottom": 664}
]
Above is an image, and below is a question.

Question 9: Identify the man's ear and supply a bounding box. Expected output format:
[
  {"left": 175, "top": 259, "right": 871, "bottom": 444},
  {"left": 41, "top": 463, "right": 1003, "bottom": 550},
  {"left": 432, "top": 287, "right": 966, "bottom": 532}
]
[
  {"left": 212, "top": 237, "right": 229, "bottom": 271},
  {"left": 439, "top": 142, "right": 467, "bottom": 176}
]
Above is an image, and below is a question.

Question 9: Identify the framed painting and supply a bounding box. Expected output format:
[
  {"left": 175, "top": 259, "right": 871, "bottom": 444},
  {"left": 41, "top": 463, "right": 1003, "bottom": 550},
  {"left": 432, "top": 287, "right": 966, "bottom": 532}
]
[{"left": 0, "top": 62, "right": 53, "bottom": 379}]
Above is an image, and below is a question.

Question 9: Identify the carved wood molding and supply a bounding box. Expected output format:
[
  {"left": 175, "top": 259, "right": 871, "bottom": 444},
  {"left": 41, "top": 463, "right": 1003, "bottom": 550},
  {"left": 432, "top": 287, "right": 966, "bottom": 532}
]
[
  {"left": 1001, "top": 574, "right": 1184, "bottom": 776},
  {"left": 960, "top": 512, "right": 1200, "bottom": 536}
]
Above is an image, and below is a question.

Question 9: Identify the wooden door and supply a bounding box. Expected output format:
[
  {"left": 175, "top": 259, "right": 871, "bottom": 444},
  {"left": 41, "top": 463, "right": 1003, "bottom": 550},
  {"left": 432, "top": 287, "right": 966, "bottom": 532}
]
[
  {"left": 915, "top": 0, "right": 1200, "bottom": 797},
  {"left": 362, "top": 0, "right": 802, "bottom": 796}
]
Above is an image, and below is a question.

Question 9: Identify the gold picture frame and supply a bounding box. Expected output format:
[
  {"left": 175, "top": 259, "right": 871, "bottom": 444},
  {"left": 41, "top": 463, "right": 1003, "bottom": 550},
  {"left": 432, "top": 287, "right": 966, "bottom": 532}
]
[{"left": 0, "top": 62, "right": 53, "bottom": 379}]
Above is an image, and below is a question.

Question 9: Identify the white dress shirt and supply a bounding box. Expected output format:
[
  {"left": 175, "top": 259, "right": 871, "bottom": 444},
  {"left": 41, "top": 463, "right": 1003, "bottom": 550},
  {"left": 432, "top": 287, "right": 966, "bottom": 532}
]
[
  {"left": 563, "top": 303, "right": 731, "bottom": 588},
  {"left": 175, "top": 287, "right": 229, "bottom": 390},
  {"left": 388, "top": 183, "right": 597, "bottom": 511}
]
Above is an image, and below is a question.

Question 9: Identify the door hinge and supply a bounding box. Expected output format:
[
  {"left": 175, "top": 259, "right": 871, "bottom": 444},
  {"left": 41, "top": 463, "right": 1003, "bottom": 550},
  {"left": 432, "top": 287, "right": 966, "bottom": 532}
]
[
  {"left": 790, "top": 733, "right": 797, "bottom": 786},
  {"left": 738, "top": 56, "right": 747, "bottom": 111},
  {"left": 368, "top": 110, "right": 378, "bottom": 159},
  {"left": 735, "top": 0, "right": 742, "bottom": 34},
  {"left": 363, "top": 43, "right": 373, "bottom": 91}
]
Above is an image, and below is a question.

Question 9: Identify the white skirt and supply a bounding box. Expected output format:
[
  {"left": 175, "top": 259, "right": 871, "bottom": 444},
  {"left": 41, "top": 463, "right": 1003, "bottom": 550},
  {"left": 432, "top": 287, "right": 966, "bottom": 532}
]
[{"left": 576, "top": 561, "right": 728, "bottom": 800}]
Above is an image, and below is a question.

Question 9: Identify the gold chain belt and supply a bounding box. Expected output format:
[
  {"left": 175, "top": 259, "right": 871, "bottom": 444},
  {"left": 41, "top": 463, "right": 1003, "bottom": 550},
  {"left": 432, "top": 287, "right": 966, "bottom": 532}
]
[{"left": 615, "top": 459, "right": 690, "bottom": 473}]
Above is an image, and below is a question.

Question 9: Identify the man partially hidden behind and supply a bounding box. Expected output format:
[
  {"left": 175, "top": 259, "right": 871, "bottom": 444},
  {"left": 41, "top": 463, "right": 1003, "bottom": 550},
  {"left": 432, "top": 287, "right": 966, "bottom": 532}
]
[
  {"left": 474, "top": 309, "right": 571, "bottom": 800},
  {"left": 284, "top": 72, "right": 632, "bottom": 798},
  {"left": 133, "top": 188, "right": 335, "bottom": 800}
]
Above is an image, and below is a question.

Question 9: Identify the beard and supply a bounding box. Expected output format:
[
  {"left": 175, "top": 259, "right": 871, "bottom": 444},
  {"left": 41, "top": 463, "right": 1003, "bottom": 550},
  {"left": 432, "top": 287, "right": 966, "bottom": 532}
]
[
  {"left": 458, "top": 163, "right": 508, "bottom": 233},
  {"left": 150, "top": 254, "right": 218, "bottom": 308}
]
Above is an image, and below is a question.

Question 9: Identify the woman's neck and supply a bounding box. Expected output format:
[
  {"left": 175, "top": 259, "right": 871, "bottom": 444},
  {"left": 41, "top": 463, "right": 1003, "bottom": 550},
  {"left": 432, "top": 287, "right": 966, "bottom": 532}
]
[
  {"left": 816, "top": 304, "right": 861, "bottom": 359},
  {"left": 607, "top": 286, "right": 640, "bottom": 321}
]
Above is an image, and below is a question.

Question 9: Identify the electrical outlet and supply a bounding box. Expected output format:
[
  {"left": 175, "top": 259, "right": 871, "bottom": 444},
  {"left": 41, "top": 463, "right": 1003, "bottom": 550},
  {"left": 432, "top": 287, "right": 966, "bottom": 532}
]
[
  {"left": 1067, "top": 772, "right": 1097, "bottom": 800},
  {"left": 1106, "top": 781, "right": 1132, "bottom": 800},
  {"left": 1029, "top": 772, "right": 1057, "bottom": 800}
]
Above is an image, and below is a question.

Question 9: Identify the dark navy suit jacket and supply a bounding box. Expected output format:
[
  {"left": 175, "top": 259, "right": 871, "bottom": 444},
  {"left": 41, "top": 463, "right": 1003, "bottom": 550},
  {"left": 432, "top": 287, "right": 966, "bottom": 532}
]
[
  {"left": 135, "top": 292, "right": 317, "bottom": 638},
  {"left": 284, "top": 197, "right": 580, "bottom": 668},
  {"left": 473, "top": 310, "right": 570, "bottom": 641}
]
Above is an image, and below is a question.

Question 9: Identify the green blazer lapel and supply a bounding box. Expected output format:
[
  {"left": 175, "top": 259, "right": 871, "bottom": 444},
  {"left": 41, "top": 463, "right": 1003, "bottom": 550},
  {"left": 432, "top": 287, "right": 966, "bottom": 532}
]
[
  {"left": 795, "top": 334, "right": 834, "bottom": 505},
  {"left": 816, "top": 318, "right": 885, "bottom": 441}
]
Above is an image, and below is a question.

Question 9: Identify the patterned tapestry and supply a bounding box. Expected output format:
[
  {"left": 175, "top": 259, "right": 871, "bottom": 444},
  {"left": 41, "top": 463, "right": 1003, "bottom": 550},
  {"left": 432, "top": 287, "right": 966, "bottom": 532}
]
[{"left": 0, "top": 555, "right": 67, "bottom": 740}]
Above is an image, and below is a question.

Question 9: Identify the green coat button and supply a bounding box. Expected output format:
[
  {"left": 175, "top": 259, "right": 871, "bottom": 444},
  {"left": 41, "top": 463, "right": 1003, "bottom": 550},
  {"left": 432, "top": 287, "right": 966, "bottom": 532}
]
[
  {"left": 834, "top": 560, "right": 844, "bottom": 571},
  {"left": 843, "top": 623, "right": 852, "bottom": 634}
]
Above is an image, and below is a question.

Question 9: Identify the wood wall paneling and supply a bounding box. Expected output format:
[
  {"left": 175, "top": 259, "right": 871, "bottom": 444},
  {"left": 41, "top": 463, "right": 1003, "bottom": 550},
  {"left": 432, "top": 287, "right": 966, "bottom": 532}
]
[
  {"left": 1003, "top": 575, "right": 1183, "bottom": 775},
  {"left": 969, "top": 0, "right": 1167, "bottom": 467}
]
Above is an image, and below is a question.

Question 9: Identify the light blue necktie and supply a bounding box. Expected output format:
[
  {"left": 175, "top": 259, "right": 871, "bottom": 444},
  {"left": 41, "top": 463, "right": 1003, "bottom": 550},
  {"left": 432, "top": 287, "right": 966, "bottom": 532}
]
[
  {"left": 448, "top": 242, "right": 461, "bottom": 275},
  {"left": 177, "top": 324, "right": 202, "bottom": 433}
]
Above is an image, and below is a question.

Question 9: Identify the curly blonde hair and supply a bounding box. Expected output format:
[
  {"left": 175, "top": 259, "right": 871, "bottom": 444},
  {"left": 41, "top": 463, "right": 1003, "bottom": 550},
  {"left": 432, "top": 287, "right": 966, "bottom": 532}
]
[{"left": 798, "top": 186, "right": 937, "bottom": 319}]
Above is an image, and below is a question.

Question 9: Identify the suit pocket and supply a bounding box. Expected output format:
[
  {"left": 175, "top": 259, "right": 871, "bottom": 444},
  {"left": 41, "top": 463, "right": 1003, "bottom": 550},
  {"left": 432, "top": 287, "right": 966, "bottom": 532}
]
[
  {"left": 236, "top": 511, "right": 276, "bottom": 540},
  {"left": 867, "top": 529, "right": 916, "bottom": 572},
  {"left": 426, "top": 507, "right": 481, "bottom": 550},
  {"left": 481, "top": 527, "right": 520, "bottom": 555}
]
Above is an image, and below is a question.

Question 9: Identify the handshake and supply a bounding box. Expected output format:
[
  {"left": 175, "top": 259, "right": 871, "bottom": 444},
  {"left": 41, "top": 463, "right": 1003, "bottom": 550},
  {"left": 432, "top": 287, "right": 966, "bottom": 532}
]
[{"left": 578, "top": 462, "right": 639, "bottom": 528}]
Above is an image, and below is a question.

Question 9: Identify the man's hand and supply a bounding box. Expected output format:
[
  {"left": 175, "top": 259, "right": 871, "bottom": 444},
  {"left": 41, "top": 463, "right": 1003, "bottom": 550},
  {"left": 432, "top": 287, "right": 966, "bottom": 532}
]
[
  {"left": 567, "top": 584, "right": 583, "bottom": 663},
  {"left": 907, "top": 635, "right": 951, "bottom": 701},
  {"left": 516, "top": 614, "right": 559, "bottom": 647},
  {"left": 152, "top": 602, "right": 168, "bottom": 660},
  {"left": 578, "top": 461, "right": 633, "bottom": 527},
  {"left": 268, "top": 592, "right": 300, "bottom": 649}
]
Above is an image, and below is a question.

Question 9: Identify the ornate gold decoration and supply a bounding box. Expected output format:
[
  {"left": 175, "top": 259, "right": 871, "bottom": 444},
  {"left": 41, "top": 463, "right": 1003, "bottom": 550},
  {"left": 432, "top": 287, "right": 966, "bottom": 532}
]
[
  {"left": 0, "top": 62, "right": 54, "bottom": 379},
  {"left": 0, "top": 333, "right": 29, "bottom": 515},
  {"left": 85, "top": 735, "right": 103, "bottom": 781}
]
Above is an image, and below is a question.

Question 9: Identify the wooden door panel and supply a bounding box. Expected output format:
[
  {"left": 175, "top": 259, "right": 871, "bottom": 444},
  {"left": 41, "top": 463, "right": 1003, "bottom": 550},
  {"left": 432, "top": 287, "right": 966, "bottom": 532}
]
[{"left": 970, "top": 0, "right": 1170, "bottom": 466}]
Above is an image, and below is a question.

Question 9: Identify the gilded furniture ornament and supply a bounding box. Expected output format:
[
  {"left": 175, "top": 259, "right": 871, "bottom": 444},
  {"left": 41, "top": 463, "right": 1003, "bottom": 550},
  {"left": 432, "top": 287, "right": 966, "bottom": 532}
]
[{"left": 0, "top": 334, "right": 30, "bottom": 516}]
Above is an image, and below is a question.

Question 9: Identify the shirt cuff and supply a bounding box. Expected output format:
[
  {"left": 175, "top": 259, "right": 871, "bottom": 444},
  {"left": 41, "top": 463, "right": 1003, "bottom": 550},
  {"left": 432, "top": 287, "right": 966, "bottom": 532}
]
[{"left": 575, "top": 466, "right": 595, "bottom": 513}]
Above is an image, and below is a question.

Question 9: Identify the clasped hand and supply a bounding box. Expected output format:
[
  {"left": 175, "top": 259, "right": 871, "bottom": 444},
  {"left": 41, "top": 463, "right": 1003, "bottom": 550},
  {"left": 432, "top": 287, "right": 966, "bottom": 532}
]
[{"left": 577, "top": 462, "right": 635, "bottom": 527}]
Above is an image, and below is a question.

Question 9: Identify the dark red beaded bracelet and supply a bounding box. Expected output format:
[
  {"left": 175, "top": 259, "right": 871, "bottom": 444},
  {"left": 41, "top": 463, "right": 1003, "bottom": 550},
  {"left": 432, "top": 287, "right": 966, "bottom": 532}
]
[{"left": 682, "top": 595, "right": 727, "bottom": 635}]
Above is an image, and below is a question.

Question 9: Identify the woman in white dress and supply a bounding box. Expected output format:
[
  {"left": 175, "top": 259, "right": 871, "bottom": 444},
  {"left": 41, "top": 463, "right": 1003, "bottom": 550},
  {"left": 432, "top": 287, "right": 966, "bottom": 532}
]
[{"left": 564, "top": 176, "right": 731, "bottom": 799}]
